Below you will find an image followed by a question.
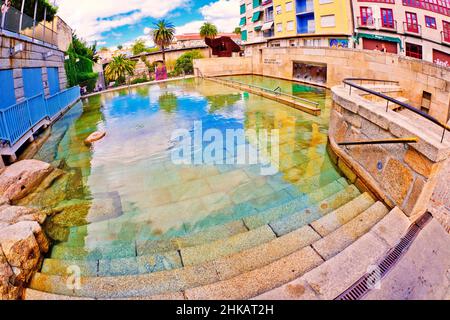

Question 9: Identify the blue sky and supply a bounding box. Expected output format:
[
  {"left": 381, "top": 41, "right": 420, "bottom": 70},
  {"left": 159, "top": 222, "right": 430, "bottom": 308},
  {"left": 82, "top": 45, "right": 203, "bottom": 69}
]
[{"left": 55, "top": 0, "right": 240, "bottom": 48}]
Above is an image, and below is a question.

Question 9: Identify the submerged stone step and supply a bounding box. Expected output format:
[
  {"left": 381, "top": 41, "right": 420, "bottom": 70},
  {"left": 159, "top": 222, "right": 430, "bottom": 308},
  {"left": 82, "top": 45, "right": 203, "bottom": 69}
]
[
  {"left": 50, "top": 242, "right": 136, "bottom": 261},
  {"left": 310, "top": 192, "right": 376, "bottom": 237},
  {"left": 244, "top": 178, "right": 353, "bottom": 230},
  {"left": 269, "top": 184, "right": 362, "bottom": 236},
  {"left": 180, "top": 225, "right": 276, "bottom": 266},
  {"left": 312, "top": 201, "right": 389, "bottom": 260}
]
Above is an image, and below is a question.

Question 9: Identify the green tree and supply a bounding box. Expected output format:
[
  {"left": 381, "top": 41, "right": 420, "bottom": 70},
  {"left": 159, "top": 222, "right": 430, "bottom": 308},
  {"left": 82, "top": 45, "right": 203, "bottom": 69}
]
[
  {"left": 105, "top": 55, "right": 136, "bottom": 85},
  {"left": 233, "top": 27, "right": 241, "bottom": 35},
  {"left": 117, "top": 45, "right": 123, "bottom": 50},
  {"left": 132, "top": 39, "right": 148, "bottom": 55},
  {"left": 200, "top": 22, "right": 218, "bottom": 58},
  {"left": 174, "top": 50, "right": 204, "bottom": 75},
  {"left": 151, "top": 19, "right": 175, "bottom": 63}
]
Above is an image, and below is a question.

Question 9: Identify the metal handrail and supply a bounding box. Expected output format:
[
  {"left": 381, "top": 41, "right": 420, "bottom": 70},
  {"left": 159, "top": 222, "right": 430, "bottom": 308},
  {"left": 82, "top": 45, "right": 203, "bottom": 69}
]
[
  {"left": 343, "top": 78, "right": 450, "bottom": 143},
  {"left": 339, "top": 137, "right": 418, "bottom": 146},
  {"left": 217, "top": 78, "right": 320, "bottom": 108}
]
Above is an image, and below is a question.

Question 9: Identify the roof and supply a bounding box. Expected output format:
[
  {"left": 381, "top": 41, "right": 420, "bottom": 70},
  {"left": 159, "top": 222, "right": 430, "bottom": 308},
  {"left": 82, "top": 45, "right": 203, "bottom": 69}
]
[{"left": 175, "top": 33, "right": 240, "bottom": 41}]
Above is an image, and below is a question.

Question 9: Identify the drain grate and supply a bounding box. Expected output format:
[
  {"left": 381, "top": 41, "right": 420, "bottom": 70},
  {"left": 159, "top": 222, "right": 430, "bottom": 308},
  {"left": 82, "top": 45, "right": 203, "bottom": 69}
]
[{"left": 335, "top": 212, "right": 433, "bottom": 301}]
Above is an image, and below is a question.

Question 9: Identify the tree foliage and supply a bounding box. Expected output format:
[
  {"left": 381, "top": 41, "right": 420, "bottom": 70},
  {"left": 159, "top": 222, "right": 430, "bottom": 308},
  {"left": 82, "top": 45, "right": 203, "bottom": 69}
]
[
  {"left": 174, "top": 50, "right": 204, "bottom": 75},
  {"left": 132, "top": 39, "right": 148, "bottom": 56},
  {"left": 200, "top": 22, "right": 218, "bottom": 39},
  {"left": 105, "top": 55, "right": 136, "bottom": 85},
  {"left": 10, "top": 0, "right": 57, "bottom": 22},
  {"left": 151, "top": 19, "right": 175, "bottom": 62}
]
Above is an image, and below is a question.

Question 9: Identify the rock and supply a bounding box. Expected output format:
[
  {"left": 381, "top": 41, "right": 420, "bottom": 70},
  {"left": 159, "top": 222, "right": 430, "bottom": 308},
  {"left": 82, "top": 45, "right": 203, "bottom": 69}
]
[
  {"left": 0, "top": 248, "right": 20, "bottom": 300},
  {"left": 0, "top": 206, "right": 46, "bottom": 225},
  {"left": 0, "top": 196, "right": 9, "bottom": 206},
  {"left": 0, "top": 160, "right": 53, "bottom": 202},
  {"left": 85, "top": 131, "right": 106, "bottom": 145},
  {"left": 0, "top": 222, "right": 41, "bottom": 284}
]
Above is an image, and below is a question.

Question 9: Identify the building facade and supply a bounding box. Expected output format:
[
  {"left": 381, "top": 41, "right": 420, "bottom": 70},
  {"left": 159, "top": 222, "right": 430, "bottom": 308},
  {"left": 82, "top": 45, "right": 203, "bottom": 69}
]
[
  {"left": 352, "top": 0, "right": 450, "bottom": 66},
  {"left": 240, "top": 0, "right": 353, "bottom": 47},
  {"left": 240, "top": 0, "right": 276, "bottom": 43},
  {"left": 172, "top": 33, "right": 241, "bottom": 49}
]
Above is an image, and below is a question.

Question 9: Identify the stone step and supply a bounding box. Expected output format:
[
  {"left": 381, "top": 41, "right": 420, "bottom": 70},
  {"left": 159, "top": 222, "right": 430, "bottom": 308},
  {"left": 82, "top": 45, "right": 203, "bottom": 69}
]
[
  {"left": 254, "top": 207, "right": 411, "bottom": 300},
  {"left": 29, "top": 203, "right": 393, "bottom": 299},
  {"left": 267, "top": 185, "right": 362, "bottom": 236},
  {"left": 310, "top": 192, "right": 376, "bottom": 237}
]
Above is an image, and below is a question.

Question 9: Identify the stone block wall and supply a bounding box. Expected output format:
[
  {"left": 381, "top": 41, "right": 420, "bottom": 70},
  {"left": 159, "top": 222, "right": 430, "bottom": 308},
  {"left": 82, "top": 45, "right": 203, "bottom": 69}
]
[
  {"left": 0, "top": 34, "right": 67, "bottom": 102},
  {"left": 328, "top": 85, "right": 450, "bottom": 218},
  {"left": 195, "top": 47, "right": 450, "bottom": 124}
]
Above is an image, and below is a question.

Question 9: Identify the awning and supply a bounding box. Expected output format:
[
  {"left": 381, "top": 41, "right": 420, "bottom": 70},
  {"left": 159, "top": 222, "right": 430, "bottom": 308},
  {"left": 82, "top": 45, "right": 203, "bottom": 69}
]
[
  {"left": 261, "top": 21, "right": 274, "bottom": 31},
  {"left": 240, "top": 17, "right": 247, "bottom": 26},
  {"left": 355, "top": 33, "right": 403, "bottom": 50},
  {"left": 254, "top": 26, "right": 262, "bottom": 31},
  {"left": 252, "top": 11, "right": 262, "bottom": 22}
]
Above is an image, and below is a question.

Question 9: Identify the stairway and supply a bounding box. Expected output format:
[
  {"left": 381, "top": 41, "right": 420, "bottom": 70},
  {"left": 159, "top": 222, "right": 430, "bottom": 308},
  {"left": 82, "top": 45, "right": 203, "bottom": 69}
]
[{"left": 23, "top": 173, "right": 412, "bottom": 300}]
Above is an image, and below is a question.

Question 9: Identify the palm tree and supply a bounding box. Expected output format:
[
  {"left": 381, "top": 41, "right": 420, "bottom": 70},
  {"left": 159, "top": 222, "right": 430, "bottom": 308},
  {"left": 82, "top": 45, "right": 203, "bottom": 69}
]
[
  {"left": 105, "top": 55, "right": 136, "bottom": 85},
  {"left": 200, "top": 22, "right": 218, "bottom": 58},
  {"left": 151, "top": 19, "right": 175, "bottom": 64}
]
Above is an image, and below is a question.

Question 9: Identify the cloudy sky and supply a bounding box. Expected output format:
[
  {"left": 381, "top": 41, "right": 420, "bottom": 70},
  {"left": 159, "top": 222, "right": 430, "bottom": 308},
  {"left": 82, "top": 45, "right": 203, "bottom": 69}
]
[{"left": 54, "top": 0, "right": 240, "bottom": 48}]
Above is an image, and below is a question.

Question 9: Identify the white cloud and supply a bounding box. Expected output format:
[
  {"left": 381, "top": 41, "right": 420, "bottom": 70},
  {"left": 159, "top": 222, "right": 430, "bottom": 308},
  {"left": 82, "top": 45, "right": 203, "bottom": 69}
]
[
  {"left": 54, "top": 0, "right": 240, "bottom": 43},
  {"left": 176, "top": 0, "right": 240, "bottom": 34},
  {"left": 54, "top": 0, "right": 187, "bottom": 42}
]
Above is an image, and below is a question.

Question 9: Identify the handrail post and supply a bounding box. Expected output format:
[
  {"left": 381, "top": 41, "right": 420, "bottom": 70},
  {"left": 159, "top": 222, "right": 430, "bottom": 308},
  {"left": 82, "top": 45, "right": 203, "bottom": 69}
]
[
  {"left": 442, "top": 129, "right": 446, "bottom": 144},
  {"left": 0, "top": 111, "right": 12, "bottom": 146},
  {"left": 19, "top": 0, "right": 25, "bottom": 34},
  {"left": 32, "top": 0, "right": 37, "bottom": 40}
]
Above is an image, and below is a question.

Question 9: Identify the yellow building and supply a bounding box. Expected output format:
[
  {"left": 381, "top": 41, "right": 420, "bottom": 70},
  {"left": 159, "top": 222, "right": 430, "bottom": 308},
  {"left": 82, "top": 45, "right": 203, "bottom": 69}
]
[{"left": 272, "top": 0, "right": 353, "bottom": 47}]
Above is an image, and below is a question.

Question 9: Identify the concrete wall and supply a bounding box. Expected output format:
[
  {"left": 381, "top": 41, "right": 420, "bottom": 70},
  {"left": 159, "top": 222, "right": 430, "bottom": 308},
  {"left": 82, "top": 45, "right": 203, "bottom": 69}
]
[
  {"left": 194, "top": 47, "right": 450, "bottom": 123},
  {"left": 328, "top": 85, "right": 450, "bottom": 218},
  {"left": 0, "top": 34, "right": 67, "bottom": 102}
]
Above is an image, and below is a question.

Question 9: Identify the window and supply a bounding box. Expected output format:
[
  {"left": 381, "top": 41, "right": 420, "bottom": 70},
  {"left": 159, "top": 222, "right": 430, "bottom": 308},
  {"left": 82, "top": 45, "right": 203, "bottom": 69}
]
[
  {"left": 319, "top": 0, "right": 334, "bottom": 3},
  {"left": 286, "top": 1, "right": 293, "bottom": 11},
  {"left": 276, "top": 23, "right": 283, "bottom": 32},
  {"left": 380, "top": 8, "right": 394, "bottom": 28},
  {"left": 402, "top": 0, "right": 450, "bottom": 17},
  {"left": 276, "top": 5, "right": 282, "bottom": 14},
  {"left": 321, "top": 15, "right": 336, "bottom": 27},
  {"left": 444, "top": 21, "right": 450, "bottom": 42},
  {"left": 287, "top": 20, "right": 294, "bottom": 31},
  {"left": 405, "top": 42, "right": 423, "bottom": 59},
  {"left": 425, "top": 16, "right": 436, "bottom": 28},
  {"left": 360, "top": 7, "right": 374, "bottom": 26},
  {"left": 240, "top": 4, "right": 246, "bottom": 15},
  {"left": 405, "top": 12, "right": 419, "bottom": 33},
  {"left": 253, "top": 0, "right": 261, "bottom": 9}
]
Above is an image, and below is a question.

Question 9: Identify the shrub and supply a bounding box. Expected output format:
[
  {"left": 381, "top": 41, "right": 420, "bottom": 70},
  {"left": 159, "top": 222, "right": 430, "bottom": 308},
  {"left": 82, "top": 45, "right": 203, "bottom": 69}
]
[
  {"left": 130, "top": 77, "right": 150, "bottom": 85},
  {"left": 174, "top": 50, "right": 204, "bottom": 75}
]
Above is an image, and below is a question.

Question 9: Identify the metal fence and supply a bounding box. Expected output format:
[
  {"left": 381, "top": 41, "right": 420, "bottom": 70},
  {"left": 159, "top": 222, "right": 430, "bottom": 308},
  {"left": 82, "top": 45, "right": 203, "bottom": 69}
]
[
  {"left": 0, "top": 86, "right": 80, "bottom": 145},
  {"left": 0, "top": 5, "right": 57, "bottom": 47}
]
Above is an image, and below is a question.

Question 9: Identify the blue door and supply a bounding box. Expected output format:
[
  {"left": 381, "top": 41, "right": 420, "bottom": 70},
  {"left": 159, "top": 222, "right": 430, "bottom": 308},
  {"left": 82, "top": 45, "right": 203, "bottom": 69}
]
[
  {"left": 0, "top": 69, "right": 16, "bottom": 109},
  {"left": 47, "top": 67, "right": 60, "bottom": 96},
  {"left": 22, "top": 68, "right": 44, "bottom": 98}
]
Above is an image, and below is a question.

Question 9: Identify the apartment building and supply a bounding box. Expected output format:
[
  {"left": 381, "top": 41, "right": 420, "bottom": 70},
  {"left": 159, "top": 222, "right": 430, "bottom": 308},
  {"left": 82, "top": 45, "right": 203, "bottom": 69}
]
[
  {"left": 352, "top": 0, "right": 450, "bottom": 66},
  {"left": 240, "top": 0, "right": 353, "bottom": 47},
  {"left": 240, "top": 0, "right": 276, "bottom": 43}
]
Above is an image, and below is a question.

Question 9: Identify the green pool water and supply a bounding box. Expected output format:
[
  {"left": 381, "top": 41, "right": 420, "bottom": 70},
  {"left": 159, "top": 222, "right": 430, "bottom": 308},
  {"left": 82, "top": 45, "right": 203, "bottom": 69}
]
[{"left": 24, "top": 76, "right": 342, "bottom": 253}]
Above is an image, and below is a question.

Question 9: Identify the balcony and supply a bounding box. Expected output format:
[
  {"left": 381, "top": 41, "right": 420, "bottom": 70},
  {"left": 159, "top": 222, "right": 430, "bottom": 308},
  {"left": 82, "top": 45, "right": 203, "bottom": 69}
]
[
  {"left": 296, "top": 0, "right": 314, "bottom": 14},
  {"left": 403, "top": 22, "right": 422, "bottom": 37},
  {"left": 357, "top": 17, "right": 376, "bottom": 29},
  {"left": 262, "top": 0, "right": 273, "bottom": 6},
  {"left": 442, "top": 31, "right": 450, "bottom": 45},
  {"left": 0, "top": 6, "right": 57, "bottom": 48},
  {"left": 378, "top": 18, "right": 397, "bottom": 32}
]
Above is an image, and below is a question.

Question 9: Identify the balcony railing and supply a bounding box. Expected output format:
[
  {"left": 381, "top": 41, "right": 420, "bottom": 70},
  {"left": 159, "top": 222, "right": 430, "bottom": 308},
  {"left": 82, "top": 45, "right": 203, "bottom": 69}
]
[
  {"left": 403, "top": 22, "right": 422, "bottom": 36},
  {"left": 0, "top": 86, "right": 80, "bottom": 146},
  {"left": 357, "top": 17, "right": 376, "bottom": 29},
  {"left": 442, "top": 31, "right": 450, "bottom": 44},
  {"left": 379, "top": 18, "right": 397, "bottom": 31},
  {"left": 0, "top": 6, "right": 57, "bottom": 48}
]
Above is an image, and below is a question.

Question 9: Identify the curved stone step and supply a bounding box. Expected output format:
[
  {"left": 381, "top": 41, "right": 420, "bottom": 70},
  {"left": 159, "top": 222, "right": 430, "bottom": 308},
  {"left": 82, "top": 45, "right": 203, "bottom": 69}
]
[
  {"left": 57, "top": 177, "right": 349, "bottom": 251},
  {"left": 30, "top": 193, "right": 381, "bottom": 297},
  {"left": 254, "top": 207, "right": 411, "bottom": 300}
]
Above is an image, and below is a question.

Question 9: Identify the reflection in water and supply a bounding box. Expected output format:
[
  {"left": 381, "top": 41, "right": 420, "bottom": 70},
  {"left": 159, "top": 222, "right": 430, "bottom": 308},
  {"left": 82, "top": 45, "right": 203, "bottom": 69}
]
[{"left": 23, "top": 77, "right": 341, "bottom": 259}]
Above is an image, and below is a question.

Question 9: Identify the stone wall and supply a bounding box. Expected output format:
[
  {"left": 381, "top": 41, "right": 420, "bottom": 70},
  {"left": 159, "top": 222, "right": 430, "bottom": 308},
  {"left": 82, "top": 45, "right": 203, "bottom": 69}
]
[
  {"left": 0, "top": 34, "right": 67, "bottom": 102},
  {"left": 328, "top": 85, "right": 450, "bottom": 218},
  {"left": 194, "top": 47, "right": 450, "bottom": 124}
]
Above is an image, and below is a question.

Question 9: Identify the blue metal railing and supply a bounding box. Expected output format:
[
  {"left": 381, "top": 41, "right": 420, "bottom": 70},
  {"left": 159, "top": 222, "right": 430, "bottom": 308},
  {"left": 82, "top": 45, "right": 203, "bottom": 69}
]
[{"left": 0, "top": 86, "right": 80, "bottom": 146}]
